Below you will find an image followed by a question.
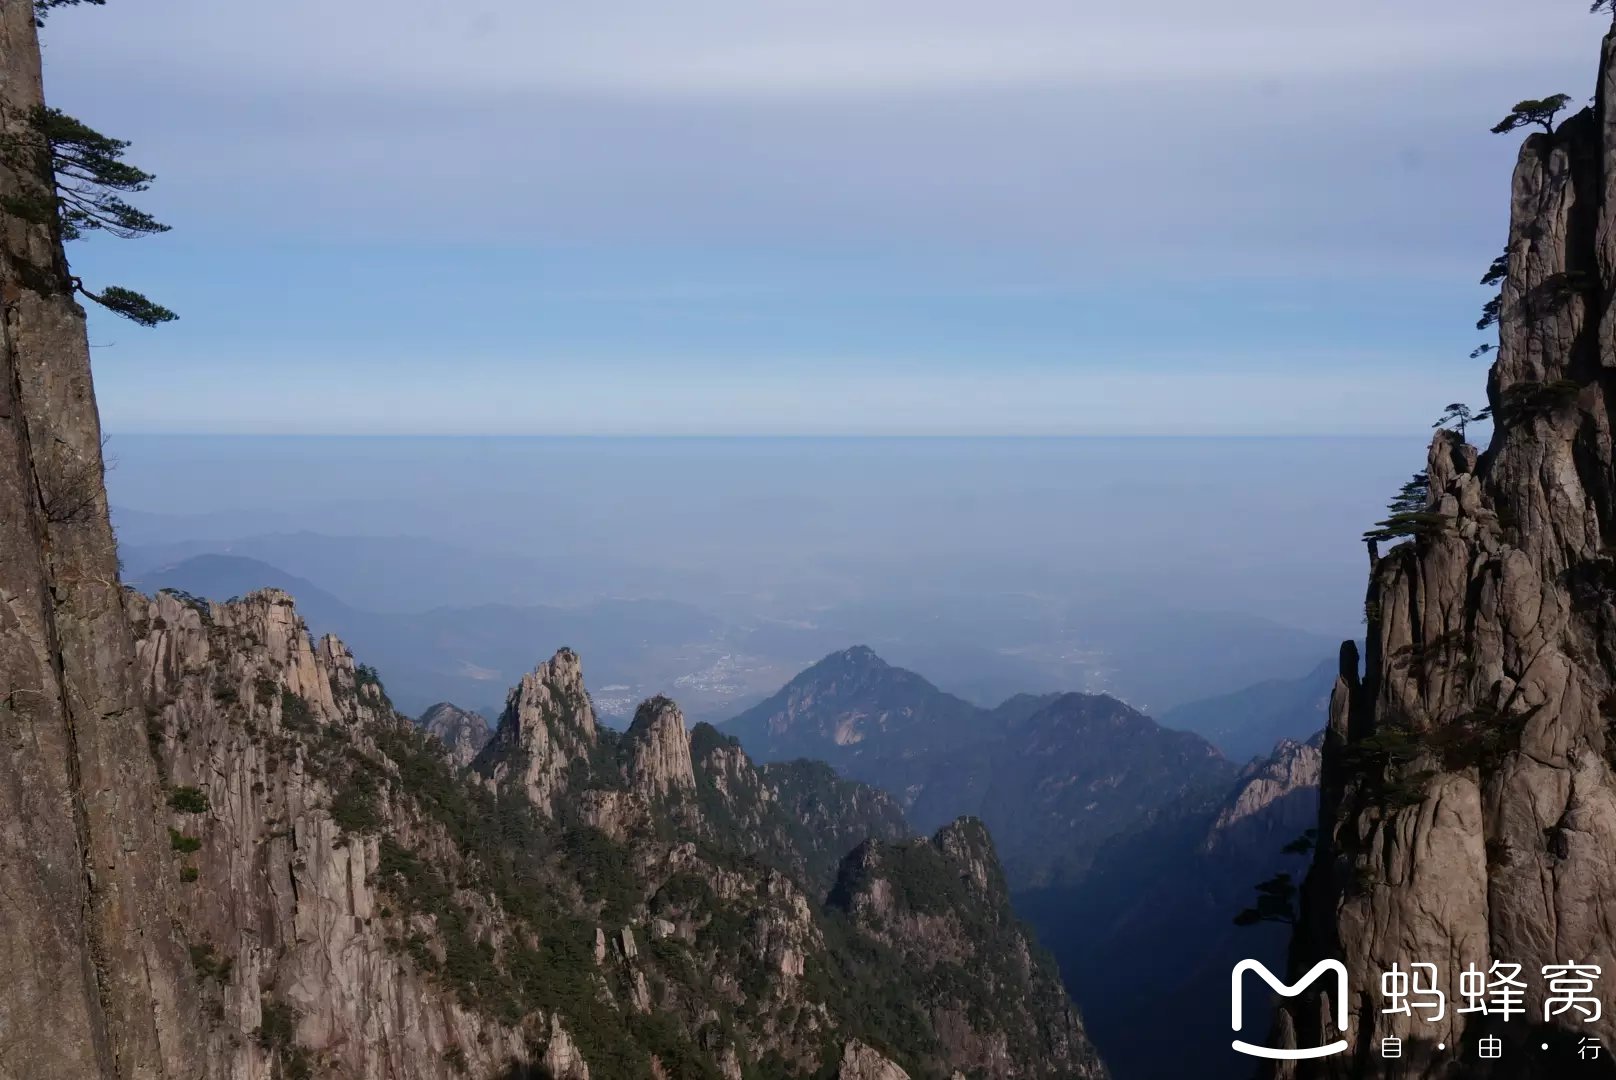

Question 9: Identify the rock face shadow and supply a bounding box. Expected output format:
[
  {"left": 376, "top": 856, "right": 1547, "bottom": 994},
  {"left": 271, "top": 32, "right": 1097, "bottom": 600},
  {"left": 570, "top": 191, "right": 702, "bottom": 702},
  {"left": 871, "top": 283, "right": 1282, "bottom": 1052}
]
[{"left": 496, "top": 1064, "right": 556, "bottom": 1080}]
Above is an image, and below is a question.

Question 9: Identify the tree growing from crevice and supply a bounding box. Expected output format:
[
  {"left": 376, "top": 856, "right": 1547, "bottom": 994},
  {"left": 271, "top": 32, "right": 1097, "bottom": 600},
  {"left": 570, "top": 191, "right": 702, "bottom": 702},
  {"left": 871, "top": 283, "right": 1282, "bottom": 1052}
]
[
  {"left": 0, "top": 106, "right": 176, "bottom": 325},
  {"left": 1234, "top": 872, "right": 1298, "bottom": 927},
  {"left": 1233, "top": 830, "right": 1316, "bottom": 927},
  {"left": 1363, "top": 471, "right": 1446, "bottom": 544},
  {"left": 1491, "top": 94, "right": 1572, "bottom": 136},
  {"left": 1434, "top": 402, "right": 1490, "bottom": 442}
]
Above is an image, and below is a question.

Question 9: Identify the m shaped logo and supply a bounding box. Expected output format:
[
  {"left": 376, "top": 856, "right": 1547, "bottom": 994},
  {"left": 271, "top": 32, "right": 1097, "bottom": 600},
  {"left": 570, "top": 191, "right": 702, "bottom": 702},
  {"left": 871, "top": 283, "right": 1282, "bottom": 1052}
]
[{"left": 1231, "top": 959, "right": 1351, "bottom": 1060}]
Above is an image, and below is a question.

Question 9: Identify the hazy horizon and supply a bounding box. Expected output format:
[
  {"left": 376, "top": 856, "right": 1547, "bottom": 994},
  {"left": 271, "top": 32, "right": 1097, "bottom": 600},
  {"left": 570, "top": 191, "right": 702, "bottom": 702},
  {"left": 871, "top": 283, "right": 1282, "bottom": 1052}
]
[{"left": 108, "top": 432, "right": 1419, "bottom": 720}]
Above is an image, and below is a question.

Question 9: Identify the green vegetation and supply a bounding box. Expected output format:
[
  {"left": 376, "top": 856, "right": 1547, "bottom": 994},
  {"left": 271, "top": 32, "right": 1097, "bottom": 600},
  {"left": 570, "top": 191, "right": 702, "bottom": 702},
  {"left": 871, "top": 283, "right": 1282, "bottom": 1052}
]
[
  {"left": 189, "top": 941, "right": 233, "bottom": 983},
  {"left": 157, "top": 588, "right": 211, "bottom": 623},
  {"left": 168, "top": 785, "right": 209, "bottom": 813},
  {"left": 257, "top": 995, "right": 313, "bottom": 1080},
  {"left": 1337, "top": 701, "right": 1531, "bottom": 813},
  {"left": 1363, "top": 472, "right": 1447, "bottom": 544},
  {"left": 1340, "top": 721, "right": 1435, "bottom": 810},
  {"left": 1423, "top": 703, "right": 1535, "bottom": 774},
  {"left": 169, "top": 827, "right": 201, "bottom": 853},
  {"left": 1495, "top": 378, "right": 1580, "bottom": 422},
  {"left": 0, "top": 105, "right": 175, "bottom": 324},
  {"left": 1434, "top": 402, "right": 1490, "bottom": 442},
  {"left": 1235, "top": 830, "right": 1321, "bottom": 926},
  {"left": 1492, "top": 94, "right": 1572, "bottom": 136},
  {"left": 33, "top": 0, "right": 104, "bottom": 23},
  {"left": 279, "top": 689, "right": 315, "bottom": 733},
  {"left": 178, "top": 866, "right": 199, "bottom": 883},
  {"left": 353, "top": 664, "right": 393, "bottom": 709},
  {"left": 328, "top": 766, "right": 383, "bottom": 835}
]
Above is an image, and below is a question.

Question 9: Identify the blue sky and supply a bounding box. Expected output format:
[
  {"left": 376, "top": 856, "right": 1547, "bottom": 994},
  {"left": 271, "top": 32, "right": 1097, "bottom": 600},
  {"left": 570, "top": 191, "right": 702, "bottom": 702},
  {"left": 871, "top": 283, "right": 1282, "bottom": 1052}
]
[{"left": 40, "top": 0, "right": 1597, "bottom": 434}]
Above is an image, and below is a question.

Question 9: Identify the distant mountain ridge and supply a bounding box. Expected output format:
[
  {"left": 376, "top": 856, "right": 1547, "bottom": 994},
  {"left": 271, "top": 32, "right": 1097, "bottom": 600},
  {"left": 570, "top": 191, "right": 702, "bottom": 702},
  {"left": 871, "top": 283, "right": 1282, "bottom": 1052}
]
[
  {"left": 725, "top": 645, "right": 999, "bottom": 764},
  {"left": 726, "top": 646, "right": 1237, "bottom": 887},
  {"left": 1158, "top": 656, "right": 1335, "bottom": 761}
]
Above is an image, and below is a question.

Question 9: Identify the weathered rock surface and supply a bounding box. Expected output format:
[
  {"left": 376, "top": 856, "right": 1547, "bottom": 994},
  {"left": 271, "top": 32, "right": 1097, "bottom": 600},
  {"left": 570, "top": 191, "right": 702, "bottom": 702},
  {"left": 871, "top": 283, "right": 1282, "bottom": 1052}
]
[
  {"left": 828, "top": 818, "right": 1107, "bottom": 1079},
  {"left": 15, "top": 580, "right": 1107, "bottom": 1079},
  {"left": 474, "top": 646, "right": 597, "bottom": 813},
  {"left": 1277, "top": 27, "right": 1616, "bottom": 1077},
  {"left": 839, "top": 1039, "right": 913, "bottom": 1080},
  {"left": 1204, "top": 733, "right": 1323, "bottom": 855},
  {"left": 626, "top": 695, "right": 697, "bottom": 798},
  {"left": 419, "top": 701, "right": 490, "bottom": 767},
  {"left": 0, "top": 4, "right": 205, "bottom": 1077}
]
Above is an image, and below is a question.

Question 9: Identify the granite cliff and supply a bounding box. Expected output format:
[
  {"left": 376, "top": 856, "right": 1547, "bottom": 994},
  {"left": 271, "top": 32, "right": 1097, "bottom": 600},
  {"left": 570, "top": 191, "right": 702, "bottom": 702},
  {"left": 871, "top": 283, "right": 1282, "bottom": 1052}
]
[
  {"left": 0, "top": 0, "right": 210, "bottom": 1075},
  {"left": 1275, "top": 24, "right": 1616, "bottom": 1077},
  {"left": 134, "top": 589, "right": 1107, "bottom": 1079}
]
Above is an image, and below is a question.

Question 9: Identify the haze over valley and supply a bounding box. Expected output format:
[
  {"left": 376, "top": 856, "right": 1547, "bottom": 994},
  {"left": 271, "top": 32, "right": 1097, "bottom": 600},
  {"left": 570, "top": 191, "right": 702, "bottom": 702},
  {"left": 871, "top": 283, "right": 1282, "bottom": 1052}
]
[{"left": 114, "top": 434, "right": 1405, "bottom": 726}]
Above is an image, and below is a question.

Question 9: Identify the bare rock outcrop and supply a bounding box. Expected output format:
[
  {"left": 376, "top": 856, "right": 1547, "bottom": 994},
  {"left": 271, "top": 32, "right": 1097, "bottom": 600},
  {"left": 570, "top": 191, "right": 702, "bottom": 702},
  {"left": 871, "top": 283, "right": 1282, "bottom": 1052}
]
[
  {"left": 1276, "top": 27, "right": 1616, "bottom": 1077},
  {"left": 827, "top": 819, "right": 1107, "bottom": 1079},
  {"left": 420, "top": 701, "right": 490, "bottom": 767},
  {"left": 138, "top": 589, "right": 532, "bottom": 1079},
  {"left": 839, "top": 1039, "right": 912, "bottom": 1080},
  {"left": 0, "top": 5, "right": 206, "bottom": 1077},
  {"left": 1203, "top": 733, "right": 1322, "bottom": 856},
  {"left": 627, "top": 694, "right": 696, "bottom": 798},
  {"left": 475, "top": 647, "right": 598, "bottom": 812}
]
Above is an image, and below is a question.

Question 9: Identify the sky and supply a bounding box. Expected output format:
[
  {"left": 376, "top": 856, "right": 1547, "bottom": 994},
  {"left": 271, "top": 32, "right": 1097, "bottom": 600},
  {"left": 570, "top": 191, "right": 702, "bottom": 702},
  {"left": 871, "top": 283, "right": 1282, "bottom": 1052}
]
[{"left": 39, "top": 0, "right": 1599, "bottom": 435}]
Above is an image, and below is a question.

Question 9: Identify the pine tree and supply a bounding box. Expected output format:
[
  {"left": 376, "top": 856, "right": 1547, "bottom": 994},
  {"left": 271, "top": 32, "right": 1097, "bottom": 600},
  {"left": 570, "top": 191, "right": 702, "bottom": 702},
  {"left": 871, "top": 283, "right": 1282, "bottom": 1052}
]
[
  {"left": 0, "top": 106, "right": 175, "bottom": 325},
  {"left": 1491, "top": 95, "right": 1572, "bottom": 136},
  {"left": 1363, "top": 472, "right": 1446, "bottom": 544},
  {"left": 1433, "top": 403, "right": 1490, "bottom": 442},
  {"left": 33, "top": 0, "right": 104, "bottom": 23}
]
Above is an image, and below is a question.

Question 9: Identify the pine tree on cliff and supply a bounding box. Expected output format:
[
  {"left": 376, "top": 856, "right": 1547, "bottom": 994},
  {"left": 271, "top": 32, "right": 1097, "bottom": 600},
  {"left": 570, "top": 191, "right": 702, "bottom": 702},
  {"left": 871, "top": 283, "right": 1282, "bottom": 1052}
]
[
  {"left": 31, "top": 0, "right": 102, "bottom": 23},
  {"left": 1432, "top": 402, "right": 1489, "bottom": 442},
  {"left": 1490, "top": 94, "right": 1572, "bottom": 135},
  {"left": 0, "top": 106, "right": 175, "bottom": 325},
  {"left": 0, "top": 0, "right": 208, "bottom": 1074}
]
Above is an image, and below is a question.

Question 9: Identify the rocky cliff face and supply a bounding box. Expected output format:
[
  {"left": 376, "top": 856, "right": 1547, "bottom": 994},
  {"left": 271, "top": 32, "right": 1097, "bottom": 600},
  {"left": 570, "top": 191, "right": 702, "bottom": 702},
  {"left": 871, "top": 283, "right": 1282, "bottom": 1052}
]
[
  {"left": 827, "top": 818, "right": 1105, "bottom": 1080},
  {"left": 625, "top": 696, "right": 697, "bottom": 798},
  {"left": 1204, "top": 734, "right": 1323, "bottom": 857},
  {"left": 30, "top": 584, "right": 1107, "bottom": 1080},
  {"left": 475, "top": 647, "right": 599, "bottom": 815},
  {"left": 0, "top": 3, "right": 208, "bottom": 1077},
  {"left": 420, "top": 702, "right": 490, "bottom": 768},
  {"left": 1275, "top": 28, "right": 1616, "bottom": 1077}
]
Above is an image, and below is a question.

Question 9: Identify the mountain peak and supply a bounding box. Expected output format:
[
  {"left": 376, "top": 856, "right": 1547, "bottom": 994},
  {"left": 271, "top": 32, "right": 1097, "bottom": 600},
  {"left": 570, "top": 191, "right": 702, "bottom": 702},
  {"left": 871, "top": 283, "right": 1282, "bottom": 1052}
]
[
  {"left": 626, "top": 694, "right": 696, "bottom": 796},
  {"left": 476, "top": 647, "right": 598, "bottom": 812},
  {"left": 726, "top": 648, "right": 980, "bottom": 767},
  {"left": 829, "top": 644, "right": 885, "bottom": 668},
  {"left": 419, "top": 702, "right": 490, "bottom": 768}
]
